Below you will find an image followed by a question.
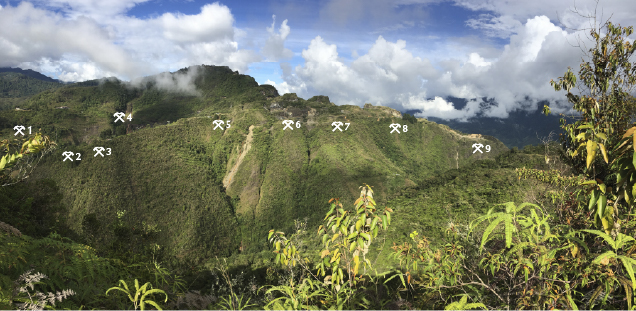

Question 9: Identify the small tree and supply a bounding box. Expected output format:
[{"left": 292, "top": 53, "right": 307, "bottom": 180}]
[{"left": 549, "top": 17, "right": 636, "bottom": 232}]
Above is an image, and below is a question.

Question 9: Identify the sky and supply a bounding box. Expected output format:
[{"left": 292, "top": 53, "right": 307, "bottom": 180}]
[{"left": 0, "top": 0, "right": 635, "bottom": 120}]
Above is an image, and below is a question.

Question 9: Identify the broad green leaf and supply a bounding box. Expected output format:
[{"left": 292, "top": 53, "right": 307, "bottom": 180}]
[
  {"left": 360, "top": 232, "right": 370, "bottom": 241},
  {"left": 597, "top": 194, "right": 607, "bottom": 219},
  {"left": 589, "top": 190, "right": 598, "bottom": 211},
  {"left": 370, "top": 217, "right": 378, "bottom": 231},
  {"left": 381, "top": 215, "right": 387, "bottom": 230},
  {"left": 349, "top": 241, "right": 356, "bottom": 252}
]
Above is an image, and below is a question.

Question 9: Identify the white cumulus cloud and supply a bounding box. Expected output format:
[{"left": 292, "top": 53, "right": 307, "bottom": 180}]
[{"left": 161, "top": 3, "right": 234, "bottom": 44}]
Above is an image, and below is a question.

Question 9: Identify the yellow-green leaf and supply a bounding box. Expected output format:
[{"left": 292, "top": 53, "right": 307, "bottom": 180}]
[
  {"left": 332, "top": 233, "right": 340, "bottom": 242},
  {"left": 0, "top": 155, "right": 7, "bottom": 170},
  {"left": 623, "top": 126, "right": 636, "bottom": 139},
  {"left": 599, "top": 143, "right": 609, "bottom": 163},
  {"left": 586, "top": 140, "right": 598, "bottom": 168}
]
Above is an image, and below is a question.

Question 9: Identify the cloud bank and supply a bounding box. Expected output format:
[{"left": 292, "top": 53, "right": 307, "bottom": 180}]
[{"left": 267, "top": 14, "right": 610, "bottom": 120}]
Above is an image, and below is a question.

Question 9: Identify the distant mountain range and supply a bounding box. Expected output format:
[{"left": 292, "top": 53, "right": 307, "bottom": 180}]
[
  {"left": 402, "top": 96, "right": 567, "bottom": 149},
  {"left": 0, "top": 67, "right": 64, "bottom": 98},
  {"left": 0, "top": 67, "right": 63, "bottom": 83}
]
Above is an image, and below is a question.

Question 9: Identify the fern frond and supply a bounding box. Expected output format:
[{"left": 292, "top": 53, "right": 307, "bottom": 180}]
[
  {"left": 582, "top": 229, "right": 616, "bottom": 250},
  {"left": 588, "top": 285, "right": 604, "bottom": 309},
  {"left": 617, "top": 275, "right": 633, "bottom": 309},
  {"left": 618, "top": 255, "right": 636, "bottom": 290},
  {"left": 504, "top": 215, "right": 514, "bottom": 248},
  {"left": 592, "top": 250, "right": 617, "bottom": 265}
]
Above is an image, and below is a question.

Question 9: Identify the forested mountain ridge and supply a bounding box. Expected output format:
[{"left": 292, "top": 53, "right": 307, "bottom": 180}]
[
  {"left": 0, "top": 67, "right": 63, "bottom": 99},
  {"left": 1, "top": 65, "right": 508, "bottom": 266}
]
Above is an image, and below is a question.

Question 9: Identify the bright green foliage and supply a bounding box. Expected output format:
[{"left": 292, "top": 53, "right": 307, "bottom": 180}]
[
  {"left": 264, "top": 185, "right": 396, "bottom": 310},
  {"left": 106, "top": 279, "right": 167, "bottom": 310},
  {"left": 315, "top": 185, "right": 392, "bottom": 291},
  {"left": 471, "top": 202, "right": 546, "bottom": 250},
  {"left": 263, "top": 278, "right": 326, "bottom": 310},
  {"left": 218, "top": 292, "right": 256, "bottom": 310},
  {"left": 444, "top": 294, "right": 486, "bottom": 310}
]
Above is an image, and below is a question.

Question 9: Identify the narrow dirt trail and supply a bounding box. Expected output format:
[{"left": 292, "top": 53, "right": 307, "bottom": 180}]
[{"left": 223, "top": 125, "right": 255, "bottom": 188}]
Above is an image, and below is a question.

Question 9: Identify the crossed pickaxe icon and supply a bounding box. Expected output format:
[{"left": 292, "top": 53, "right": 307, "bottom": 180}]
[
  {"left": 389, "top": 123, "right": 401, "bottom": 134},
  {"left": 113, "top": 112, "right": 125, "bottom": 123},
  {"left": 213, "top": 120, "right": 225, "bottom": 130},
  {"left": 94, "top": 147, "right": 105, "bottom": 157},
  {"left": 62, "top": 151, "right": 75, "bottom": 161},
  {"left": 13, "top": 125, "right": 25, "bottom": 136},
  {"left": 282, "top": 120, "right": 294, "bottom": 130},
  {"left": 472, "top": 143, "right": 484, "bottom": 154},
  {"left": 331, "top": 121, "right": 343, "bottom": 132}
]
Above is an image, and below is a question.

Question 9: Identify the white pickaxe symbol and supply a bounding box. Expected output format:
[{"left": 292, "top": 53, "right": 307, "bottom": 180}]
[
  {"left": 62, "top": 151, "right": 74, "bottom": 161},
  {"left": 282, "top": 120, "right": 294, "bottom": 130},
  {"left": 13, "top": 125, "right": 25, "bottom": 136},
  {"left": 213, "top": 120, "right": 225, "bottom": 130},
  {"left": 472, "top": 143, "right": 484, "bottom": 154},
  {"left": 331, "top": 121, "right": 343, "bottom": 132},
  {"left": 93, "top": 147, "right": 105, "bottom": 157},
  {"left": 113, "top": 112, "right": 125, "bottom": 123},
  {"left": 390, "top": 123, "right": 401, "bottom": 134}
]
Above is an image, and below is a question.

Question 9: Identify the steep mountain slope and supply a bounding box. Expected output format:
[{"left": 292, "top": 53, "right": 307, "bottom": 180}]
[{"left": 2, "top": 65, "right": 510, "bottom": 265}]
